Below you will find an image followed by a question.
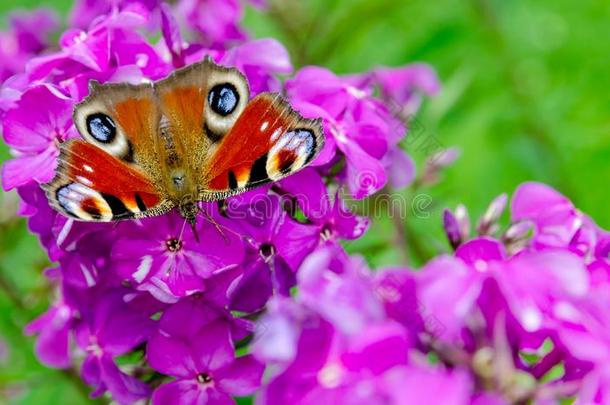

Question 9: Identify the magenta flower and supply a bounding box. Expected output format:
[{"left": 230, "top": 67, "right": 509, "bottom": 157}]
[
  {"left": 1, "top": 85, "right": 75, "bottom": 190},
  {"left": 296, "top": 247, "right": 385, "bottom": 334},
  {"left": 16, "top": 1, "right": 571, "bottom": 404},
  {"left": 112, "top": 212, "right": 245, "bottom": 302},
  {"left": 227, "top": 195, "right": 320, "bottom": 312},
  {"left": 68, "top": 0, "right": 160, "bottom": 30},
  {"left": 28, "top": 6, "right": 168, "bottom": 86},
  {"left": 287, "top": 66, "right": 412, "bottom": 198},
  {"left": 382, "top": 365, "right": 471, "bottom": 405},
  {"left": 175, "top": 0, "right": 247, "bottom": 48},
  {"left": 148, "top": 313, "right": 264, "bottom": 404},
  {"left": 370, "top": 64, "right": 441, "bottom": 113},
  {"left": 511, "top": 182, "right": 603, "bottom": 258},
  {"left": 0, "top": 8, "right": 59, "bottom": 82},
  {"left": 7, "top": 8, "right": 59, "bottom": 54},
  {"left": 74, "top": 289, "right": 155, "bottom": 403},
  {"left": 256, "top": 247, "right": 470, "bottom": 404},
  {"left": 279, "top": 169, "right": 369, "bottom": 243},
  {"left": 25, "top": 300, "right": 75, "bottom": 369}
]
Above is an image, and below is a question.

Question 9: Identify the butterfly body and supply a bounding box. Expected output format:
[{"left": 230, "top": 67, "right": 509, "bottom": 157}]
[{"left": 45, "top": 58, "right": 324, "bottom": 225}]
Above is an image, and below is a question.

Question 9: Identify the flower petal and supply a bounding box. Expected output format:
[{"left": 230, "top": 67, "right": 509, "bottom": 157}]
[{"left": 216, "top": 355, "right": 265, "bottom": 396}]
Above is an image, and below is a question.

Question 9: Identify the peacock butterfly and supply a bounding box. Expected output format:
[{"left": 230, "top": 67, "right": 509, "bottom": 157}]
[{"left": 44, "top": 58, "right": 324, "bottom": 235}]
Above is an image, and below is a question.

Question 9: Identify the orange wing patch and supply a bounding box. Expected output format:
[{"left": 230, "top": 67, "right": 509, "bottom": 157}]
[
  {"left": 113, "top": 97, "right": 158, "bottom": 152},
  {"left": 159, "top": 87, "right": 205, "bottom": 134}
]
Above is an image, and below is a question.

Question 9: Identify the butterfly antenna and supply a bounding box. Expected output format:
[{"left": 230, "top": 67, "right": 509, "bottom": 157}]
[
  {"left": 178, "top": 216, "right": 189, "bottom": 242},
  {"left": 196, "top": 206, "right": 246, "bottom": 244},
  {"left": 201, "top": 208, "right": 228, "bottom": 243}
]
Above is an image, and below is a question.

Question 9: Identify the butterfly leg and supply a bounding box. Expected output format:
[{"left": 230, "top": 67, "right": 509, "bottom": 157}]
[
  {"left": 189, "top": 218, "right": 200, "bottom": 243},
  {"left": 200, "top": 206, "right": 229, "bottom": 244}
]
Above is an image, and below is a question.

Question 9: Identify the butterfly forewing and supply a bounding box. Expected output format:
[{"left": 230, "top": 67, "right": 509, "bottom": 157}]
[
  {"left": 45, "top": 140, "right": 173, "bottom": 221},
  {"left": 200, "top": 93, "right": 324, "bottom": 200}
]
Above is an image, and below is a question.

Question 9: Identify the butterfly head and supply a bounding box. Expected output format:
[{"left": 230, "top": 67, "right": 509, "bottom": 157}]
[{"left": 176, "top": 194, "right": 199, "bottom": 237}]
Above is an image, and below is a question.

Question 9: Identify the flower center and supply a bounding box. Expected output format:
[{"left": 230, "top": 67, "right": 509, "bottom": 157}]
[
  {"left": 165, "top": 238, "right": 183, "bottom": 253},
  {"left": 196, "top": 373, "right": 213, "bottom": 384},
  {"left": 259, "top": 243, "right": 276, "bottom": 261},
  {"left": 320, "top": 224, "right": 333, "bottom": 241}
]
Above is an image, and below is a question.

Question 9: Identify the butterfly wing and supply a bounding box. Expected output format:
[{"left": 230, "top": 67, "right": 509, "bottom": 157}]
[
  {"left": 45, "top": 140, "right": 173, "bottom": 221},
  {"left": 45, "top": 81, "right": 173, "bottom": 221},
  {"left": 200, "top": 93, "right": 324, "bottom": 200},
  {"left": 45, "top": 59, "right": 323, "bottom": 221}
]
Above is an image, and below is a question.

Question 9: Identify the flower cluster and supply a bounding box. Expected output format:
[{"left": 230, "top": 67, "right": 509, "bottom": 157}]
[
  {"left": 0, "top": 1, "right": 437, "bottom": 404},
  {"left": 4, "top": 1, "right": 607, "bottom": 404},
  {"left": 0, "top": 8, "right": 59, "bottom": 83},
  {"left": 254, "top": 183, "right": 610, "bottom": 403}
]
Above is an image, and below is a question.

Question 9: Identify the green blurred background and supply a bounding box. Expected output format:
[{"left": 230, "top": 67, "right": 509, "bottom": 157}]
[{"left": 1, "top": 0, "right": 609, "bottom": 403}]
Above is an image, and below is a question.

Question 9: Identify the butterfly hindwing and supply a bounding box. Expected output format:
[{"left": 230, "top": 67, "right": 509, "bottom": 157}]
[
  {"left": 200, "top": 93, "right": 324, "bottom": 200},
  {"left": 45, "top": 140, "right": 173, "bottom": 221}
]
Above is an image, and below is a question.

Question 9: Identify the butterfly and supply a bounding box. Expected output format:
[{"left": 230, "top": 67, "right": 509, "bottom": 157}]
[{"left": 44, "top": 58, "right": 324, "bottom": 236}]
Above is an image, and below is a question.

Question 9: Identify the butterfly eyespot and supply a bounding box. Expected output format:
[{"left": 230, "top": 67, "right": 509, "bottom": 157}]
[
  {"left": 86, "top": 113, "right": 116, "bottom": 143},
  {"left": 208, "top": 83, "right": 239, "bottom": 116}
]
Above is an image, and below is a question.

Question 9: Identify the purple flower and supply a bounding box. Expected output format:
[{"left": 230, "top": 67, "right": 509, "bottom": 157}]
[
  {"left": 7, "top": 8, "right": 59, "bottom": 54},
  {"left": 0, "top": 8, "right": 59, "bottom": 82},
  {"left": 16, "top": 183, "right": 62, "bottom": 260},
  {"left": 25, "top": 300, "right": 75, "bottom": 368},
  {"left": 0, "top": 2, "right": 452, "bottom": 403},
  {"left": 175, "top": 0, "right": 247, "bottom": 48},
  {"left": 112, "top": 212, "right": 245, "bottom": 302},
  {"left": 279, "top": 168, "right": 369, "bottom": 242},
  {"left": 370, "top": 63, "right": 440, "bottom": 114},
  {"left": 256, "top": 247, "right": 471, "bottom": 404},
  {"left": 387, "top": 146, "right": 417, "bottom": 189},
  {"left": 511, "top": 182, "right": 603, "bottom": 258},
  {"left": 287, "top": 66, "right": 410, "bottom": 198},
  {"left": 148, "top": 313, "right": 264, "bottom": 404},
  {"left": 1, "top": 85, "right": 75, "bottom": 190},
  {"left": 226, "top": 195, "right": 320, "bottom": 312},
  {"left": 75, "top": 289, "right": 154, "bottom": 403},
  {"left": 153, "top": 295, "right": 253, "bottom": 342},
  {"left": 221, "top": 38, "right": 292, "bottom": 94}
]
